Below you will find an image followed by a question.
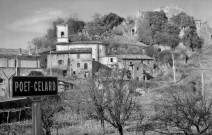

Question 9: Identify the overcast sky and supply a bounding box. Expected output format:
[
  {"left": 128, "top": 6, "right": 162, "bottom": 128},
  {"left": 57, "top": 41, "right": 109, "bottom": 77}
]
[{"left": 0, "top": 0, "right": 212, "bottom": 49}]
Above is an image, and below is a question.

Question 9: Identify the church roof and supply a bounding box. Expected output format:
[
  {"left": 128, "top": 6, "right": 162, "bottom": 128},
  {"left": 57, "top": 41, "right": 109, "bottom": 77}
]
[
  {"left": 56, "top": 40, "right": 109, "bottom": 45},
  {"left": 50, "top": 48, "right": 92, "bottom": 54},
  {"left": 115, "top": 54, "right": 153, "bottom": 60}
]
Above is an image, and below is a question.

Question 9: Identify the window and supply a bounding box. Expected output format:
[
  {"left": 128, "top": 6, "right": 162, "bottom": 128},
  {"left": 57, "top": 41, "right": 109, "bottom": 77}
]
[
  {"left": 73, "top": 71, "right": 76, "bottom": 75},
  {"left": 110, "top": 58, "right": 113, "bottom": 62},
  {"left": 84, "top": 63, "right": 88, "bottom": 69},
  {"left": 132, "top": 29, "right": 135, "bottom": 35},
  {"left": 77, "top": 63, "right": 80, "bottom": 68},
  {"left": 63, "top": 70, "right": 67, "bottom": 77},
  {"left": 0, "top": 78, "right": 4, "bottom": 84},
  {"left": 61, "top": 31, "right": 64, "bottom": 37},
  {"left": 15, "top": 59, "right": 17, "bottom": 67},
  {"left": 58, "top": 60, "right": 63, "bottom": 65},
  {"left": 137, "top": 67, "right": 139, "bottom": 70},
  {"left": 77, "top": 54, "right": 80, "bottom": 59},
  {"left": 130, "top": 62, "right": 132, "bottom": 65},
  {"left": 137, "top": 77, "right": 139, "bottom": 81}
]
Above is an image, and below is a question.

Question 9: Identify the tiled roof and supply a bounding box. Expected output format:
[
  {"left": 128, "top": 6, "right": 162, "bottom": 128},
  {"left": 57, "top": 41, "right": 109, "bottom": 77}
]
[
  {"left": 50, "top": 48, "right": 92, "bottom": 54},
  {"left": 56, "top": 40, "right": 109, "bottom": 45},
  {"left": 114, "top": 54, "right": 153, "bottom": 60},
  {"left": 0, "top": 97, "right": 26, "bottom": 103},
  {"left": 0, "top": 48, "right": 37, "bottom": 55},
  {"left": 0, "top": 54, "right": 40, "bottom": 59}
]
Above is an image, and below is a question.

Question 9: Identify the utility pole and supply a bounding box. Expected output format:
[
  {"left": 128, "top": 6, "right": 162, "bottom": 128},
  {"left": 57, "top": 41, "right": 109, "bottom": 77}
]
[
  {"left": 32, "top": 97, "right": 41, "bottom": 135},
  {"left": 201, "top": 72, "right": 205, "bottom": 97},
  {"left": 172, "top": 53, "right": 176, "bottom": 83},
  {"left": 50, "top": 46, "right": 52, "bottom": 76}
]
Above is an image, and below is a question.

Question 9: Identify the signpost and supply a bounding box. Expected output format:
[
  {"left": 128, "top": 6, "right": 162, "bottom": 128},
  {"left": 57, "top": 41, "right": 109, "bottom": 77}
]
[
  {"left": 12, "top": 76, "right": 58, "bottom": 135},
  {"left": 12, "top": 76, "right": 58, "bottom": 97}
]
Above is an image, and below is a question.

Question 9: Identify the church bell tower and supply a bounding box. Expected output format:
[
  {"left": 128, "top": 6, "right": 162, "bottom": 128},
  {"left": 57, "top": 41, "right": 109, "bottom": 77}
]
[{"left": 56, "top": 24, "right": 69, "bottom": 43}]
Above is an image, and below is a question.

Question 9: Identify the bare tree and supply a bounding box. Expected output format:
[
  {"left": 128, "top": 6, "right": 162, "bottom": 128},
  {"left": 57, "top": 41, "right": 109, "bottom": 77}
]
[
  {"left": 41, "top": 95, "right": 63, "bottom": 135},
  {"left": 86, "top": 69, "right": 139, "bottom": 135},
  {"left": 153, "top": 84, "right": 212, "bottom": 135}
]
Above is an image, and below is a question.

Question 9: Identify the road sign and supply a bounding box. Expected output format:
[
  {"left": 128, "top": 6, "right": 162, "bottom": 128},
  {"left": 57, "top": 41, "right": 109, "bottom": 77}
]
[{"left": 12, "top": 76, "right": 58, "bottom": 97}]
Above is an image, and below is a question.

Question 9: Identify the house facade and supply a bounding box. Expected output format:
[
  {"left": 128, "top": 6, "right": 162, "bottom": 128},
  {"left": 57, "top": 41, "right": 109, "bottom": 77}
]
[
  {"left": 47, "top": 48, "right": 93, "bottom": 78},
  {"left": 100, "top": 54, "right": 154, "bottom": 80},
  {"left": 0, "top": 48, "right": 40, "bottom": 68}
]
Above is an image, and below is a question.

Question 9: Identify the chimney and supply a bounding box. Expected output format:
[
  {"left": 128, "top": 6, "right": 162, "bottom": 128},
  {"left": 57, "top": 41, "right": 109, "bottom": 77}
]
[{"left": 19, "top": 48, "right": 22, "bottom": 55}]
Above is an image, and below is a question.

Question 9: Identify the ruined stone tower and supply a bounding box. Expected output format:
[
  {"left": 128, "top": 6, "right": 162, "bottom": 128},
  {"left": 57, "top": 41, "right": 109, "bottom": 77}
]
[{"left": 199, "top": 22, "right": 212, "bottom": 45}]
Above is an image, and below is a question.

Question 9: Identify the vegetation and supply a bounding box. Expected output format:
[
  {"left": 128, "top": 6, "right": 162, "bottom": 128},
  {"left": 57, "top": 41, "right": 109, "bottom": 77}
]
[
  {"left": 171, "top": 12, "right": 204, "bottom": 51},
  {"left": 85, "top": 12, "right": 124, "bottom": 40},
  {"left": 86, "top": 69, "right": 140, "bottom": 135},
  {"left": 153, "top": 85, "right": 212, "bottom": 135},
  {"left": 182, "top": 27, "right": 204, "bottom": 51},
  {"left": 41, "top": 95, "right": 63, "bottom": 135}
]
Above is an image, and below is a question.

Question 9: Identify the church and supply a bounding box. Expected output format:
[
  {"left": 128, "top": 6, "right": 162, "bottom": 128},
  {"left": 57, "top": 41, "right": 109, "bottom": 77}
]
[{"left": 47, "top": 24, "right": 110, "bottom": 78}]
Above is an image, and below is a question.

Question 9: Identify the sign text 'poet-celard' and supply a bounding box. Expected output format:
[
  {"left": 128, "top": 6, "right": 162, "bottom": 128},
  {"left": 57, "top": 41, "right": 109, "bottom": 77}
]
[{"left": 12, "top": 76, "right": 58, "bottom": 97}]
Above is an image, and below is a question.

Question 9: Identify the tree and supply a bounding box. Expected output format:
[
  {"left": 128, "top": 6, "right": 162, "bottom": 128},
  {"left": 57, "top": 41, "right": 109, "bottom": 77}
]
[
  {"left": 171, "top": 12, "right": 196, "bottom": 28},
  {"left": 137, "top": 11, "right": 168, "bottom": 45},
  {"left": 156, "top": 50, "right": 173, "bottom": 66},
  {"left": 145, "top": 45, "right": 158, "bottom": 57},
  {"left": 31, "top": 37, "right": 43, "bottom": 49},
  {"left": 85, "top": 12, "right": 124, "bottom": 40},
  {"left": 41, "top": 95, "right": 63, "bottom": 135},
  {"left": 101, "top": 12, "right": 124, "bottom": 29},
  {"left": 92, "top": 13, "right": 102, "bottom": 23},
  {"left": 146, "top": 11, "right": 168, "bottom": 35},
  {"left": 153, "top": 85, "right": 212, "bottom": 135},
  {"left": 66, "top": 18, "right": 85, "bottom": 34},
  {"left": 182, "top": 28, "right": 204, "bottom": 51},
  {"left": 137, "top": 25, "right": 153, "bottom": 45},
  {"left": 154, "top": 22, "right": 180, "bottom": 48},
  {"left": 86, "top": 69, "right": 139, "bottom": 135}
]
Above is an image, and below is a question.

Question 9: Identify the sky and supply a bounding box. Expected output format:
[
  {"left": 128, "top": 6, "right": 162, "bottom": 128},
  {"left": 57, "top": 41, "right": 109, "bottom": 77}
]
[{"left": 0, "top": 0, "right": 212, "bottom": 49}]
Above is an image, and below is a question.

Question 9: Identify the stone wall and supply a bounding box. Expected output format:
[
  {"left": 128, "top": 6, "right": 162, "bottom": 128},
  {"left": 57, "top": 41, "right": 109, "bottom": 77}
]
[{"left": 199, "top": 22, "right": 212, "bottom": 46}]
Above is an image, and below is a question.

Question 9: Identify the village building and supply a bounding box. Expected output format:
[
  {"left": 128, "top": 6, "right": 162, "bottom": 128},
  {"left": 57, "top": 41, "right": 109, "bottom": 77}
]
[
  {"left": 47, "top": 48, "right": 93, "bottom": 78},
  {"left": 100, "top": 54, "right": 154, "bottom": 80},
  {"left": 0, "top": 48, "right": 40, "bottom": 68},
  {"left": 46, "top": 24, "right": 109, "bottom": 78},
  {"left": 0, "top": 48, "right": 43, "bottom": 97},
  {"left": 129, "top": 62, "right": 154, "bottom": 81},
  {"left": 45, "top": 24, "right": 154, "bottom": 80}
]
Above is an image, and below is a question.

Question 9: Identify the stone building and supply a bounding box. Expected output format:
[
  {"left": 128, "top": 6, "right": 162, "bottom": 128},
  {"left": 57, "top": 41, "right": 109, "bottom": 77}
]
[
  {"left": 131, "top": 10, "right": 146, "bottom": 36},
  {"left": 0, "top": 48, "right": 40, "bottom": 68},
  {"left": 199, "top": 22, "right": 212, "bottom": 45},
  {"left": 46, "top": 24, "right": 154, "bottom": 79},
  {"left": 0, "top": 48, "right": 43, "bottom": 97},
  {"left": 46, "top": 24, "right": 109, "bottom": 78},
  {"left": 129, "top": 62, "right": 154, "bottom": 81},
  {"left": 100, "top": 54, "right": 154, "bottom": 80},
  {"left": 47, "top": 48, "right": 93, "bottom": 78}
]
